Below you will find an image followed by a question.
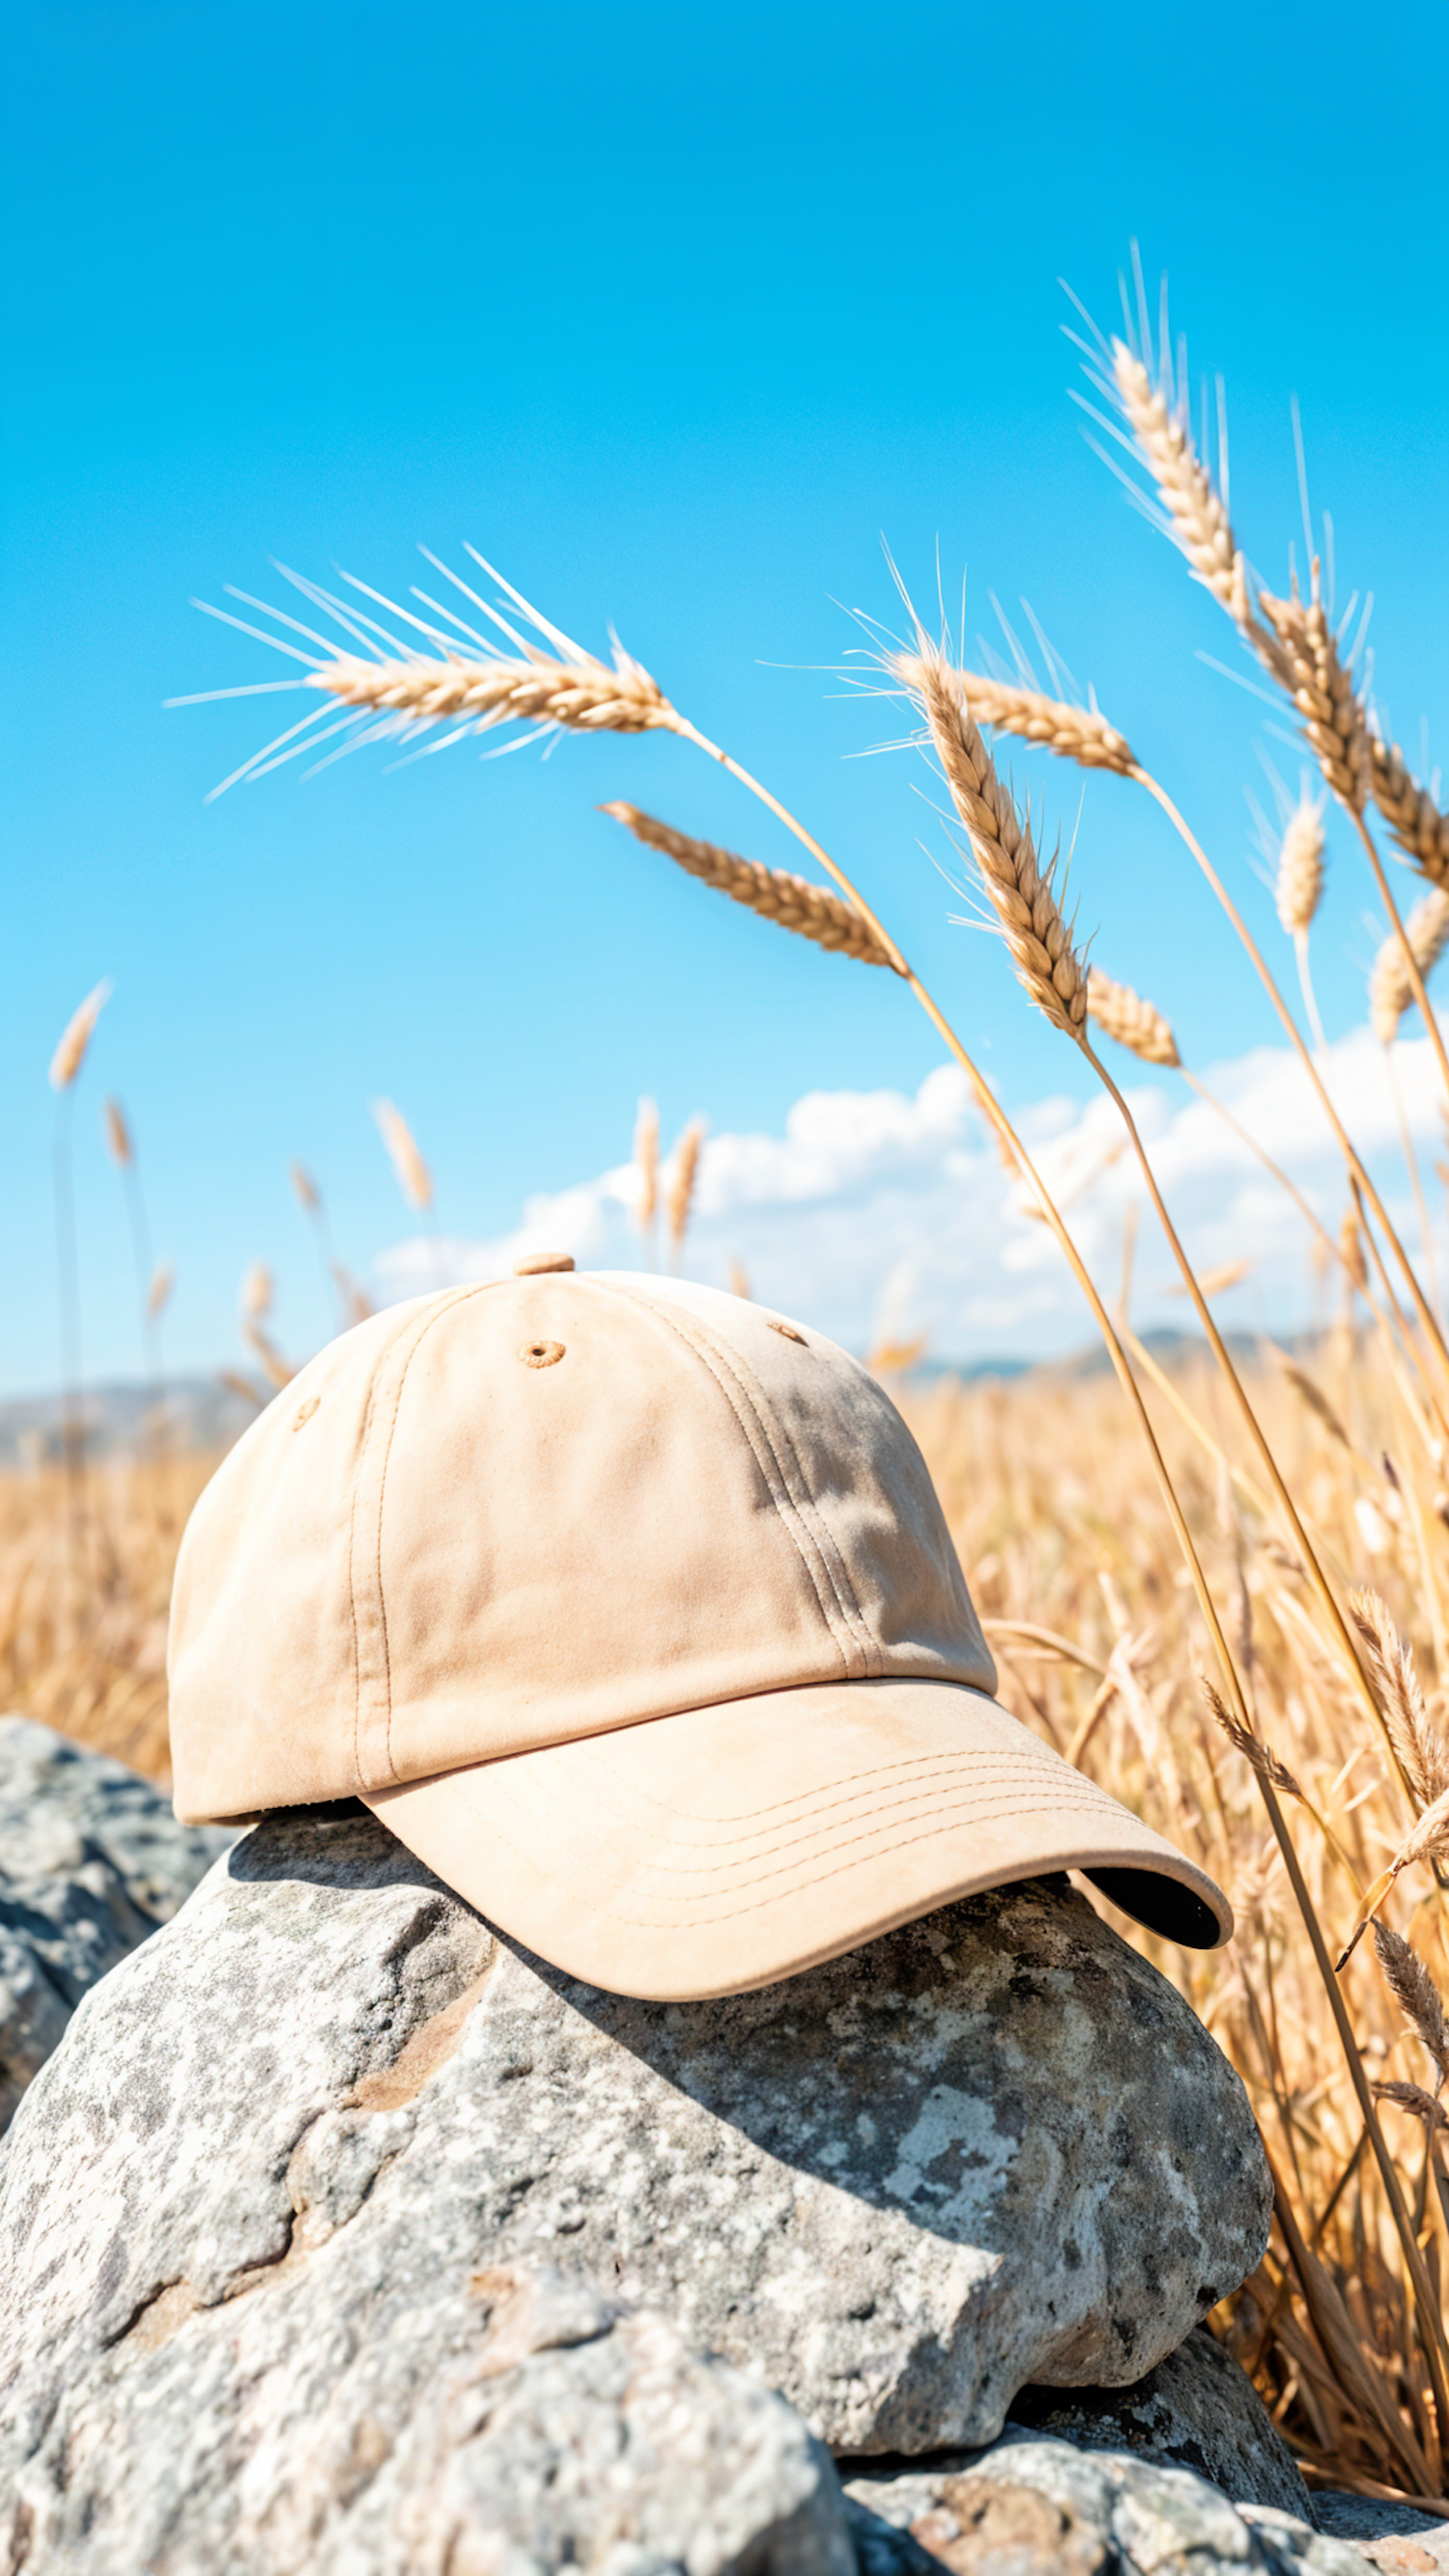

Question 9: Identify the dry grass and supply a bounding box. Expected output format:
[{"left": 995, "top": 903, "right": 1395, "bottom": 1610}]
[{"left": 0, "top": 1451, "right": 214, "bottom": 1778}]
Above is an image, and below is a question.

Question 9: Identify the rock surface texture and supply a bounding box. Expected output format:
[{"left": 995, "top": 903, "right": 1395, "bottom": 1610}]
[
  {"left": 1314, "top": 2494, "right": 1449, "bottom": 2572},
  {"left": 845, "top": 2435, "right": 1368, "bottom": 2576},
  {"left": 1009, "top": 2325, "right": 1313, "bottom": 2517},
  {"left": 0, "top": 1806, "right": 1272, "bottom": 2569},
  {"left": 0, "top": 1713, "right": 228, "bottom": 2130}
]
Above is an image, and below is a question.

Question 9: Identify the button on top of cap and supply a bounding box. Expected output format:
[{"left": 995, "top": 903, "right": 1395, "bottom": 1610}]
[{"left": 513, "top": 1251, "right": 576, "bottom": 1276}]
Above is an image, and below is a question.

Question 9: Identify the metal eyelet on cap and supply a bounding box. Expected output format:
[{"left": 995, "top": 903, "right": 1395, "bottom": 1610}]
[
  {"left": 520, "top": 1340, "right": 566, "bottom": 1369},
  {"left": 766, "top": 1319, "right": 806, "bottom": 1345},
  {"left": 292, "top": 1395, "right": 321, "bottom": 1430}
]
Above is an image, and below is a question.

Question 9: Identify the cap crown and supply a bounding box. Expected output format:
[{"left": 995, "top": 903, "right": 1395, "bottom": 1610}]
[{"left": 169, "top": 1273, "right": 996, "bottom": 1823}]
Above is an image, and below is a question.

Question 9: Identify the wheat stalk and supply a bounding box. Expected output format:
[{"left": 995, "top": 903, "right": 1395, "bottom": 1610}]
[
  {"left": 48, "top": 981, "right": 112, "bottom": 1090},
  {"left": 332, "top": 1263, "right": 373, "bottom": 1326},
  {"left": 633, "top": 1095, "right": 661, "bottom": 1245},
  {"left": 666, "top": 1118, "right": 705, "bottom": 1260},
  {"left": 1340, "top": 1201, "right": 1370, "bottom": 1295},
  {"left": 1369, "top": 889, "right": 1449, "bottom": 1046},
  {"left": 240, "top": 1260, "right": 273, "bottom": 1322},
  {"left": 1086, "top": 968, "right": 1179, "bottom": 1066},
  {"left": 1370, "top": 734, "right": 1449, "bottom": 885},
  {"left": 603, "top": 804, "right": 899, "bottom": 969},
  {"left": 1277, "top": 1355, "right": 1352, "bottom": 1451},
  {"left": 372, "top": 1099, "right": 434, "bottom": 1212},
  {"left": 290, "top": 1161, "right": 321, "bottom": 1213},
  {"left": 242, "top": 1320, "right": 296, "bottom": 1391},
  {"left": 894, "top": 661, "right": 1135, "bottom": 776},
  {"left": 102, "top": 1097, "right": 133, "bottom": 1166},
  {"left": 147, "top": 1261, "right": 174, "bottom": 1321},
  {"left": 895, "top": 645, "right": 1088, "bottom": 1036}
]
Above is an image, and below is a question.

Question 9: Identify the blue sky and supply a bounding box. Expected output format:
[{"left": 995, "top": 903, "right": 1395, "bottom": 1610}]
[{"left": 2, "top": 1, "right": 1445, "bottom": 1392}]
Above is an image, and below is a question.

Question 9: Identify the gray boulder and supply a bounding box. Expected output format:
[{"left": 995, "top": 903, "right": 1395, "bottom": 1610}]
[
  {"left": 844, "top": 2433, "right": 1367, "bottom": 2576},
  {"left": 0, "top": 1713, "right": 229, "bottom": 2128},
  {"left": 0, "top": 1805, "right": 1271, "bottom": 2565},
  {"left": 1009, "top": 2324, "right": 1313, "bottom": 2517}
]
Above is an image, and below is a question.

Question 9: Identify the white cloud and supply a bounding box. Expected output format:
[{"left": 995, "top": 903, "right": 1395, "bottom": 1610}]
[{"left": 375, "top": 1023, "right": 1446, "bottom": 1364}]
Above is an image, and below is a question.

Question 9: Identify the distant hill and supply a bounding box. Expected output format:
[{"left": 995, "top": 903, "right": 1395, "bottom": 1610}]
[{"left": 0, "top": 1375, "right": 265, "bottom": 1469}]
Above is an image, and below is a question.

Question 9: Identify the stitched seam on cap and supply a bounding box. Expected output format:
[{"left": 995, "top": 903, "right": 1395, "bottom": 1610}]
[
  {"left": 525, "top": 1769, "right": 1133, "bottom": 1883},
  {"left": 693, "top": 1319, "right": 881, "bottom": 1674},
  {"left": 356, "top": 1283, "right": 503, "bottom": 1789},
  {"left": 559, "top": 1738, "right": 1085, "bottom": 1843},
  {"left": 467, "top": 1766, "right": 1190, "bottom": 1928},
  {"left": 347, "top": 1375, "right": 382, "bottom": 1796},
  {"left": 596, "top": 1282, "right": 875, "bottom": 1677},
  {"left": 347, "top": 1311, "right": 432, "bottom": 1796},
  {"left": 733, "top": 1368, "right": 884, "bottom": 1679}
]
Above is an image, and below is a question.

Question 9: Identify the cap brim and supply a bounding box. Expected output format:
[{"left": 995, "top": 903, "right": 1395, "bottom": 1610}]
[{"left": 363, "top": 1677, "right": 1231, "bottom": 1999}]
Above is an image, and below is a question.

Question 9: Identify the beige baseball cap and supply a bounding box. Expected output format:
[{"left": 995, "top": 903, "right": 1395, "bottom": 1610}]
[{"left": 168, "top": 1261, "right": 1230, "bottom": 1996}]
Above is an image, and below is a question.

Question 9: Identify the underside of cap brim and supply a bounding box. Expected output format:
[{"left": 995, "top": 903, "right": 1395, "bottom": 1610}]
[{"left": 362, "top": 1676, "right": 1231, "bottom": 2000}]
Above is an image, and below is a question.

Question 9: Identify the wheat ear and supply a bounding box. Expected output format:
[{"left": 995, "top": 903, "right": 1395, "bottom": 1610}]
[
  {"left": 894, "top": 661, "right": 1135, "bottom": 776},
  {"left": 1369, "top": 888, "right": 1449, "bottom": 1046},
  {"left": 1370, "top": 733, "right": 1449, "bottom": 884},
  {"left": 1202, "top": 1679, "right": 1302, "bottom": 1798},
  {"left": 372, "top": 1099, "right": 434, "bottom": 1212},
  {"left": 667, "top": 1118, "right": 705, "bottom": 1258},
  {"left": 633, "top": 1095, "right": 660, "bottom": 1241},
  {"left": 896, "top": 646, "right": 1088, "bottom": 1036},
  {"left": 1086, "top": 969, "right": 1179, "bottom": 1067},
  {"left": 1375, "top": 2079, "right": 1449, "bottom": 2130},
  {"left": 102, "top": 1096, "right": 134, "bottom": 1166},
  {"left": 240, "top": 1260, "right": 272, "bottom": 1321},
  {"left": 1255, "top": 566, "right": 1369, "bottom": 811},
  {"left": 1340, "top": 1781, "right": 1449, "bottom": 1966},
  {"left": 1349, "top": 1591, "right": 1449, "bottom": 1813},
  {"left": 314, "top": 647, "right": 671, "bottom": 737},
  {"left": 1275, "top": 791, "right": 1326, "bottom": 937},
  {"left": 602, "top": 805, "right": 900, "bottom": 970},
  {"left": 1274, "top": 789, "right": 1327, "bottom": 1047},
  {"left": 1373, "top": 1922, "right": 1449, "bottom": 2088},
  {"left": 48, "top": 980, "right": 113, "bottom": 1090},
  {"left": 1110, "top": 347, "right": 1251, "bottom": 618}
]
